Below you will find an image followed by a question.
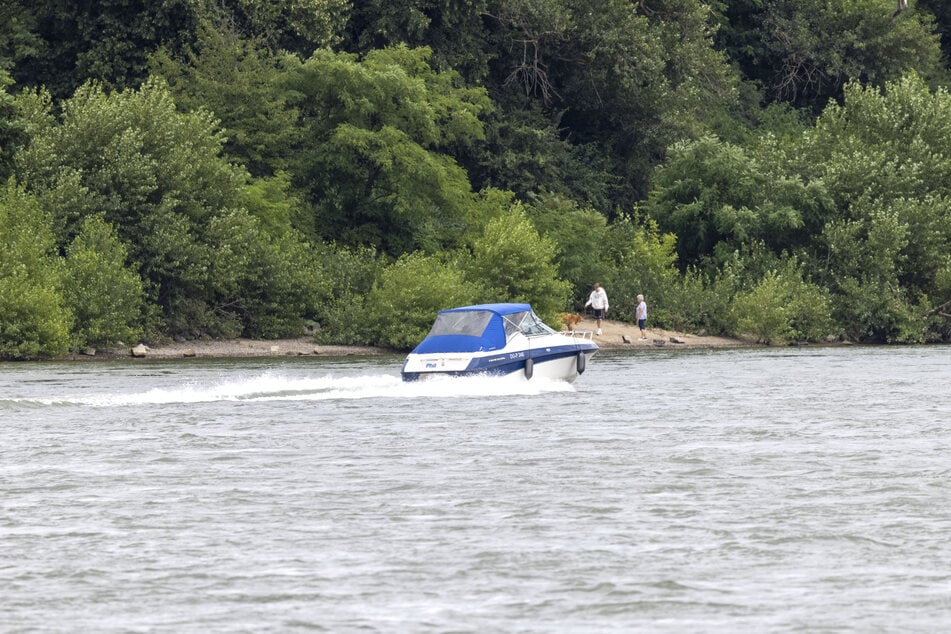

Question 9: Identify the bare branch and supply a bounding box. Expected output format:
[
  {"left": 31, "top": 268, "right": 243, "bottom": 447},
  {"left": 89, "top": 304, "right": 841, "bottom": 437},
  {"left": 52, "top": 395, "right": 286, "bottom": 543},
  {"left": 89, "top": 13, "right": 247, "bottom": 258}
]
[{"left": 927, "top": 299, "right": 951, "bottom": 316}]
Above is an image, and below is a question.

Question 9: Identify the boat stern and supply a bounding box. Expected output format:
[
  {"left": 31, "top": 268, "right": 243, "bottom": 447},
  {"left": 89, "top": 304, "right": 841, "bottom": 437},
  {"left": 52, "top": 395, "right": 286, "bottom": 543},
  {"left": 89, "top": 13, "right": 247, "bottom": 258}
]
[{"left": 401, "top": 353, "right": 477, "bottom": 381}]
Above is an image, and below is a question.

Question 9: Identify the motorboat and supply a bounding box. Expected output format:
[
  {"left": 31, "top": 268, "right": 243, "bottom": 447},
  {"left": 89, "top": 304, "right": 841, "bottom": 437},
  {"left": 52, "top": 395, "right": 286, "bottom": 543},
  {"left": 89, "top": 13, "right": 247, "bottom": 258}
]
[{"left": 401, "top": 303, "right": 598, "bottom": 382}]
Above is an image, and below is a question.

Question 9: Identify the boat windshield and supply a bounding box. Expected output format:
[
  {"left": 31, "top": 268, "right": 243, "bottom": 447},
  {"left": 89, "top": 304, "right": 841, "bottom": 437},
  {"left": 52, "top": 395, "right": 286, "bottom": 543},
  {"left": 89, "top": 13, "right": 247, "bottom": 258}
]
[
  {"left": 427, "top": 310, "right": 494, "bottom": 337},
  {"left": 502, "top": 311, "right": 557, "bottom": 339}
]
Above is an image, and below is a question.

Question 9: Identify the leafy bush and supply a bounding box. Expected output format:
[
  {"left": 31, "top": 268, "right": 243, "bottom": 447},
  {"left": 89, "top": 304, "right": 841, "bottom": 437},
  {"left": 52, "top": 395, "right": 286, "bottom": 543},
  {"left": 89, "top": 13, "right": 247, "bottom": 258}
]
[
  {"left": 364, "top": 252, "right": 482, "bottom": 349},
  {"left": 832, "top": 277, "right": 927, "bottom": 344},
  {"left": 311, "top": 244, "right": 386, "bottom": 345},
  {"left": 0, "top": 182, "right": 71, "bottom": 359},
  {"left": 657, "top": 266, "right": 718, "bottom": 333},
  {"left": 732, "top": 261, "right": 833, "bottom": 344},
  {"left": 204, "top": 210, "right": 327, "bottom": 339},
  {"left": 63, "top": 215, "right": 144, "bottom": 348},
  {"left": 732, "top": 272, "right": 795, "bottom": 344},
  {"left": 818, "top": 201, "right": 926, "bottom": 342}
]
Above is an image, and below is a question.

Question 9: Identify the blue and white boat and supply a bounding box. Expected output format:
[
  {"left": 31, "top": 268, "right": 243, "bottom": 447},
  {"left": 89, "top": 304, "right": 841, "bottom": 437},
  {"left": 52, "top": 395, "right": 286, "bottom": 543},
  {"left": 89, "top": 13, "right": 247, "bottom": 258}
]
[{"left": 401, "top": 303, "right": 598, "bottom": 382}]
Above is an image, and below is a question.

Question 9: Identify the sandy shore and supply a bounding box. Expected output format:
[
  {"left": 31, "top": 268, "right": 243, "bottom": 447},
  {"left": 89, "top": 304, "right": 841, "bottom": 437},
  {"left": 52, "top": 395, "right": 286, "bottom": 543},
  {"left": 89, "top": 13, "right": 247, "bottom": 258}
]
[
  {"left": 72, "top": 338, "right": 392, "bottom": 360},
  {"left": 578, "top": 317, "right": 749, "bottom": 350},
  {"left": 68, "top": 318, "right": 750, "bottom": 360}
]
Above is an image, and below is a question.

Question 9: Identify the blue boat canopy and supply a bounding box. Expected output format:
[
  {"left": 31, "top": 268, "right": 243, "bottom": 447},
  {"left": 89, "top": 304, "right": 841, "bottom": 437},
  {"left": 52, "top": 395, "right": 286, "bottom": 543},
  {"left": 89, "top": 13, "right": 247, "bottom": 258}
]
[{"left": 412, "top": 303, "right": 557, "bottom": 353}]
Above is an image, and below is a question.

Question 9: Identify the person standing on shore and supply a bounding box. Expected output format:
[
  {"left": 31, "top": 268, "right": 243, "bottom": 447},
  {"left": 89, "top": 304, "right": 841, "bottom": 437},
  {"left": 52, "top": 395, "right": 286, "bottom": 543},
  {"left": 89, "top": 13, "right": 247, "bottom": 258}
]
[
  {"left": 636, "top": 294, "right": 648, "bottom": 341},
  {"left": 585, "top": 283, "right": 609, "bottom": 336}
]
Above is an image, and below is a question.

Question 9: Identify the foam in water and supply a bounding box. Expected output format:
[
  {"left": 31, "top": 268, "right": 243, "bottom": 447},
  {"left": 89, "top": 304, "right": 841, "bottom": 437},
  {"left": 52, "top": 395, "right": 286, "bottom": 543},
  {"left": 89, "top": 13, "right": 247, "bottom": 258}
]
[{"left": 15, "top": 371, "right": 575, "bottom": 407}]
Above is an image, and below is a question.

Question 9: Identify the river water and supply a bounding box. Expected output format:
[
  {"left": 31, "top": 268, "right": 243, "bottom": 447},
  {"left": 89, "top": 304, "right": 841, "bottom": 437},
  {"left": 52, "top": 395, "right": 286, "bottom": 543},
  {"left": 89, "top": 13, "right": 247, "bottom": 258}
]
[{"left": 2, "top": 345, "right": 950, "bottom": 632}]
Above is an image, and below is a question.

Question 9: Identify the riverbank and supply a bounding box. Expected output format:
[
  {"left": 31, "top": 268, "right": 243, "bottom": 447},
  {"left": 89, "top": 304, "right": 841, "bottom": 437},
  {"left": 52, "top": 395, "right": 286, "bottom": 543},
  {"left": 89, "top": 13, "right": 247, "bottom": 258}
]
[
  {"left": 68, "top": 338, "right": 392, "bottom": 360},
  {"left": 64, "top": 318, "right": 752, "bottom": 360},
  {"left": 582, "top": 317, "right": 749, "bottom": 350}
]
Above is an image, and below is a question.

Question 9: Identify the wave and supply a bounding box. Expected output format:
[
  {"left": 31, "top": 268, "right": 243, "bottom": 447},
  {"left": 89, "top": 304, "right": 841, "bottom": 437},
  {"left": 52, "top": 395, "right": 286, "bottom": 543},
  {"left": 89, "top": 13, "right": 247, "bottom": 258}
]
[{"left": 8, "top": 371, "right": 575, "bottom": 407}]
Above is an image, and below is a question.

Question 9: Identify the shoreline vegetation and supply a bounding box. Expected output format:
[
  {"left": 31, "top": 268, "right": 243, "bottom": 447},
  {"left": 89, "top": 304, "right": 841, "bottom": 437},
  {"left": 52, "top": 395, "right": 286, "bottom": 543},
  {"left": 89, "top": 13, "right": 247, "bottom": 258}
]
[
  {"left": 61, "top": 318, "right": 753, "bottom": 361},
  {"left": 3, "top": 4, "right": 951, "bottom": 362}
]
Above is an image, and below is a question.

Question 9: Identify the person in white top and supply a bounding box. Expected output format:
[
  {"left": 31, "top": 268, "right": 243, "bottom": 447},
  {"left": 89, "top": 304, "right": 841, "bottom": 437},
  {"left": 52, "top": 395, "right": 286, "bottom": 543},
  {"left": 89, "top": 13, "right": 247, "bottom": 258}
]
[
  {"left": 635, "top": 294, "right": 648, "bottom": 341},
  {"left": 584, "top": 283, "right": 609, "bottom": 336}
]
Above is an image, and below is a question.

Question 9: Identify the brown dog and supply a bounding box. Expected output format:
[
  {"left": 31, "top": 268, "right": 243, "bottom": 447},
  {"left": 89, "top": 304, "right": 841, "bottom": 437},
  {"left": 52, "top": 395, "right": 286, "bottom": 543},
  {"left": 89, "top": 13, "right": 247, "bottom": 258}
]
[{"left": 559, "top": 312, "right": 585, "bottom": 332}]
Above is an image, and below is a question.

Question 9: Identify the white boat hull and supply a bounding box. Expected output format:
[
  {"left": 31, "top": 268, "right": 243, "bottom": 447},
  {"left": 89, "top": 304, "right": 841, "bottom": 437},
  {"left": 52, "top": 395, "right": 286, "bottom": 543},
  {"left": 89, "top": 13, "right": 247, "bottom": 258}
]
[{"left": 402, "top": 334, "right": 597, "bottom": 383}]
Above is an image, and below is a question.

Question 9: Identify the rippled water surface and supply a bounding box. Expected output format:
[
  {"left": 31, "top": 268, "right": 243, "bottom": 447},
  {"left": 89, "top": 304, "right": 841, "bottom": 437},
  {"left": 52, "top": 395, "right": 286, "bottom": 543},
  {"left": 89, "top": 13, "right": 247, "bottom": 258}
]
[{"left": 2, "top": 346, "right": 950, "bottom": 632}]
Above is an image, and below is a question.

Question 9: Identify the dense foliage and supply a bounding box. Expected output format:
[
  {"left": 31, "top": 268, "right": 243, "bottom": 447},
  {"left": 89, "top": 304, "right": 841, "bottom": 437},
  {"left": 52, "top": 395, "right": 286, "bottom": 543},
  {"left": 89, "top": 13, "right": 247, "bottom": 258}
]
[{"left": 1, "top": 0, "right": 950, "bottom": 357}]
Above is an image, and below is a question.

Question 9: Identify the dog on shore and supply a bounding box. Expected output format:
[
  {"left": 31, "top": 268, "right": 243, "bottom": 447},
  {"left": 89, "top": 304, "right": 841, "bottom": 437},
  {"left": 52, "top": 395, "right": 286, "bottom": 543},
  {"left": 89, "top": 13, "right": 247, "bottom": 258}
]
[{"left": 559, "top": 312, "right": 585, "bottom": 332}]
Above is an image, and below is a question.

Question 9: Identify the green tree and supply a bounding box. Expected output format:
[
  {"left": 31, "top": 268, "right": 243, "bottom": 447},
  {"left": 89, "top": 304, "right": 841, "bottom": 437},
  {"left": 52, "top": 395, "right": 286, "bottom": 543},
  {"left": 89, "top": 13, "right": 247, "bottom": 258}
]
[
  {"left": 716, "top": 0, "right": 946, "bottom": 110},
  {"left": 284, "top": 45, "right": 493, "bottom": 255},
  {"left": 201, "top": 209, "right": 328, "bottom": 338},
  {"left": 918, "top": 0, "right": 951, "bottom": 60},
  {"left": 524, "top": 191, "right": 611, "bottom": 307},
  {"left": 731, "top": 260, "right": 833, "bottom": 344},
  {"left": 795, "top": 76, "right": 951, "bottom": 340},
  {"left": 467, "top": 106, "right": 616, "bottom": 214},
  {"left": 796, "top": 76, "right": 951, "bottom": 204},
  {"left": 0, "top": 70, "right": 25, "bottom": 181},
  {"left": 0, "top": 180, "right": 71, "bottom": 359},
  {"left": 647, "top": 75, "right": 951, "bottom": 341},
  {"left": 820, "top": 202, "right": 923, "bottom": 343},
  {"left": 16, "top": 78, "right": 243, "bottom": 333},
  {"left": 0, "top": 2, "right": 43, "bottom": 76},
  {"left": 463, "top": 203, "right": 570, "bottom": 324},
  {"left": 342, "top": 0, "right": 491, "bottom": 81},
  {"left": 205, "top": 0, "right": 349, "bottom": 54},
  {"left": 337, "top": 0, "right": 742, "bottom": 212},
  {"left": 151, "top": 20, "right": 302, "bottom": 179},
  {"left": 484, "top": 0, "right": 741, "bottom": 205},
  {"left": 5, "top": 0, "right": 200, "bottom": 98},
  {"left": 15, "top": 78, "right": 322, "bottom": 339},
  {"left": 646, "top": 135, "right": 824, "bottom": 269},
  {"left": 63, "top": 215, "right": 144, "bottom": 348}
]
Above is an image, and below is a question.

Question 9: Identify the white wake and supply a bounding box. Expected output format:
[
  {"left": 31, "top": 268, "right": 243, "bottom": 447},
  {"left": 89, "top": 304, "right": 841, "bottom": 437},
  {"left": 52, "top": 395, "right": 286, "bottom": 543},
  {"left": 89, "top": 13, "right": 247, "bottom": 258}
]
[{"left": 19, "top": 371, "right": 576, "bottom": 407}]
